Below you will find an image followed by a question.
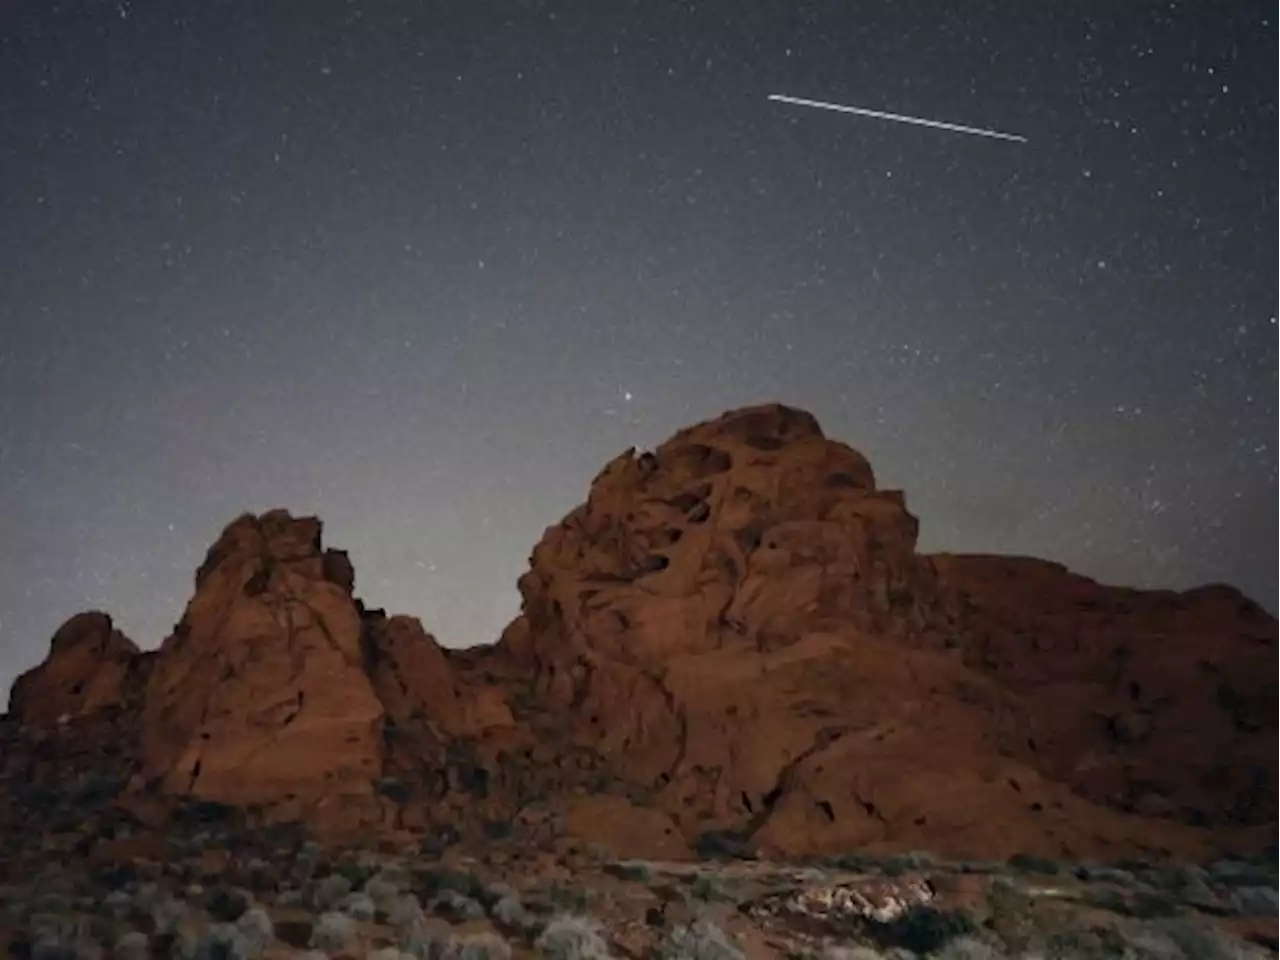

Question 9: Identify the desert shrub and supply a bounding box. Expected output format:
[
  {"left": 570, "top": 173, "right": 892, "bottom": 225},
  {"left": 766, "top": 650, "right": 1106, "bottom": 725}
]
[
  {"left": 429, "top": 889, "right": 486, "bottom": 923},
  {"left": 484, "top": 880, "right": 518, "bottom": 902},
  {"left": 603, "top": 860, "right": 654, "bottom": 882},
  {"left": 983, "top": 878, "right": 1036, "bottom": 951},
  {"left": 417, "top": 866, "right": 479, "bottom": 897},
  {"left": 870, "top": 904, "right": 977, "bottom": 954},
  {"left": 934, "top": 937, "right": 1008, "bottom": 959},
  {"left": 1074, "top": 865, "right": 1137, "bottom": 886},
  {"left": 401, "top": 921, "right": 443, "bottom": 960},
  {"left": 534, "top": 914, "right": 614, "bottom": 960},
  {"left": 1138, "top": 916, "right": 1267, "bottom": 960},
  {"left": 491, "top": 894, "right": 532, "bottom": 929},
  {"left": 131, "top": 882, "right": 161, "bottom": 914},
  {"left": 150, "top": 896, "right": 190, "bottom": 936},
  {"left": 1081, "top": 888, "right": 1129, "bottom": 914},
  {"left": 439, "top": 931, "right": 514, "bottom": 960},
  {"left": 1142, "top": 916, "right": 1268, "bottom": 959},
  {"left": 308, "top": 910, "right": 357, "bottom": 954},
  {"left": 820, "top": 947, "right": 890, "bottom": 960},
  {"left": 192, "top": 922, "right": 261, "bottom": 960},
  {"left": 1206, "top": 858, "right": 1277, "bottom": 889},
  {"left": 955, "top": 861, "right": 1007, "bottom": 875},
  {"left": 313, "top": 873, "right": 353, "bottom": 910},
  {"left": 692, "top": 829, "right": 756, "bottom": 860},
  {"left": 206, "top": 887, "right": 252, "bottom": 923},
  {"left": 655, "top": 919, "right": 744, "bottom": 960},
  {"left": 101, "top": 888, "right": 133, "bottom": 920},
  {"left": 331, "top": 852, "right": 379, "bottom": 891},
  {"left": 821, "top": 853, "right": 875, "bottom": 872},
  {"left": 879, "top": 850, "right": 940, "bottom": 876},
  {"left": 545, "top": 882, "right": 592, "bottom": 913},
  {"left": 389, "top": 892, "right": 426, "bottom": 932},
  {"left": 1038, "top": 927, "right": 1131, "bottom": 959},
  {"left": 1125, "top": 890, "right": 1186, "bottom": 919},
  {"left": 1228, "top": 885, "right": 1278, "bottom": 916},
  {"left": 113, "top": 931, "right": 150, "bottom": 960},
  {"left": 1007, "top": 853, "right": 1061, "bottom": 875},
  {"left": 340, "top": 890, "right": 377, "bottom": 921},
  {"left": 362, "top": 873, "right": 403, "bottom": 915},
  {"left": 27, "top": 918, "right": 103, "bottom": 960},
  {"left": 275, "top": 887, "right": 305, "bottom": 907},
  {"left": 236, "top": 905, "right": 274, "bottom": 953},
  {"left": 688, "top": 873, "right": 733, "bottom": 903}
]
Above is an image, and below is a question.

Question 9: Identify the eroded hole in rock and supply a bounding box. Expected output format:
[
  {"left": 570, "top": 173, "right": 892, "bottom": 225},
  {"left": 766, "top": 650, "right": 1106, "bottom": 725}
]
[
  {"left": 636, "top": 554, "right": 671, "bottom": 575},
  {"left": 741, "top": 791, "right": 754, "bottom": 813},
  {"left": 816, "top": 800, "right": 835, "bottom": 822},
  {"left": 743, "top": 432, "right": 785, "bottom": 451},
  {"left": 668, "top": 442, "right": 733, "bottom": 478},
  {"left": 243, "top": 564, "right": 270, "bottom": 597},
  {"left": 824, "top": 471, "right": 865, "bottom": 489},
  {"left": 733, "top": 524, "right": 764, "bottom": 553},
  {"left": 69, "top": 681, "right": 84, "bottom": 695},
  {"left": 687, "top": 502, "right": 711, "bottom": 524},
  {"left": 668, "top": 485, "right": 712, "bottom": 513}
]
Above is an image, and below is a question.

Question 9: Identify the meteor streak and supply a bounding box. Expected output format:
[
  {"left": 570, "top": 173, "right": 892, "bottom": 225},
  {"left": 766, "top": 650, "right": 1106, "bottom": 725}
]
[{"left": 768, "top": 94, "right": 1027, "bottom": 144}]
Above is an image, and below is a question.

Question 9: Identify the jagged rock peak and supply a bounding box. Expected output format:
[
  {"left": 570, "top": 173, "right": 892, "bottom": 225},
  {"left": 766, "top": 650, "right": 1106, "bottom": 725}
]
[
  {"left": 192, "top": 509, "right": 355, "bottom": 595},
  {"left": 9, "top": 611, "right": 143, "bottom": 727}
]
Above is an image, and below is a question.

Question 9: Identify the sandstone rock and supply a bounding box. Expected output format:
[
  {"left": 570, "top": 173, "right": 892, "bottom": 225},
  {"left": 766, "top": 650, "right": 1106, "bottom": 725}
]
[
  {"left": 492, "top": 403, "right": 1275, "bottom": 859},
  {"left": 134, "top": 510, "right": 388, "bottom": 813},
  {"left": 931, "top": 554, "right": 1278, "bottom": 828},
  {"left": 0, "top": 403, "right": 1274, "bottom": 865},
  {"left": 362, "top": 612, "right": 513, "bottom": 738},
  {"left": 9, "top": 612, "right": 144, "bottom": 726}
]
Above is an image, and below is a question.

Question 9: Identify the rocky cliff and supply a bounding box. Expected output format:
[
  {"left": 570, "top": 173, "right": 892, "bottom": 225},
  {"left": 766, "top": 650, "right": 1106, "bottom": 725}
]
[{"left": 4, "top": 404, "right": 1275, "bottom": 863}]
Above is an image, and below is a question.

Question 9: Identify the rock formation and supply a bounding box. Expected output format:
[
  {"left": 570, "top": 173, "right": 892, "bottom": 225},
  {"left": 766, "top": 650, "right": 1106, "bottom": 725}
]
[
  {"left": 9, "top": 611, "right": 147, "bottom": 726},
  {"left": 3, "top": 403, "right": 1275, "bottom": 863}
]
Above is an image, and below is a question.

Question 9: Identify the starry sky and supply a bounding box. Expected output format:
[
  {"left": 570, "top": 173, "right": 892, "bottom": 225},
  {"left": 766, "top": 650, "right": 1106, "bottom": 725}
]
[{"left": 1, "top": 0, "right": 1275, "bottom": 700}]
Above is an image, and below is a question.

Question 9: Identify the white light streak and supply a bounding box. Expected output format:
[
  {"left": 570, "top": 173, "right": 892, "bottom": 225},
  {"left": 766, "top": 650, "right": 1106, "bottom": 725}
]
[{"left": 768, "top": 93, "right": 1028, "bottom": 144}]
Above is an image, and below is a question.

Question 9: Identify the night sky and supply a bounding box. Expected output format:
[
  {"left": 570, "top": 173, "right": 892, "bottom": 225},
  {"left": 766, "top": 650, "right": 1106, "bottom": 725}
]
[{"left": 1, "top": 0, "right": 1275, "bottom": 700}]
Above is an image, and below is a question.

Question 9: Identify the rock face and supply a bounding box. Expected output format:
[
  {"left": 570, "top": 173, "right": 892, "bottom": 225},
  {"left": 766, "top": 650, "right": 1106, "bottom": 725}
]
[
  {"left": 134, "top": 510, "right": 391, "bottom": 825},
  {"left": 9, "top": 612, "right": 147, "bottom": 727},
  {"left": 2, "top": 403, "right": 1276, "bottom": 862},
  {"left": 931, "top": 556, "right": 1278, "bottom": 827},
  {"left": 495, "top": 404, "right": 1277, "bottom": 859}
]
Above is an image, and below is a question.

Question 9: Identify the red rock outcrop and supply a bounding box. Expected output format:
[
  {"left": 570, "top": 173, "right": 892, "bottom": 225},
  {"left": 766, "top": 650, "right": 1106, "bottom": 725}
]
[
  {"left": 491, "top": 403, "right": 1276, "bottom": 859},
  {"left": 931, "top": 555, "right": 1278, "bottom": 827},
  {"left": 9, "top": 612, "right": 147, "bottom": 727},
  {"left": 132, "top": 510, "right": 390, "bottom": 825},
  {"left": 2, "top": 403, "right": 1275, "bottom": 863}
]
